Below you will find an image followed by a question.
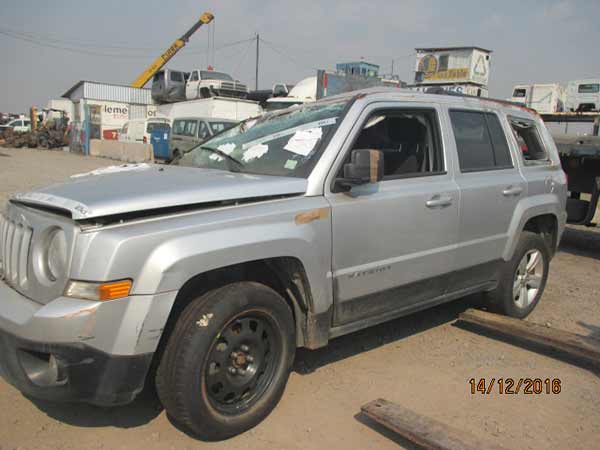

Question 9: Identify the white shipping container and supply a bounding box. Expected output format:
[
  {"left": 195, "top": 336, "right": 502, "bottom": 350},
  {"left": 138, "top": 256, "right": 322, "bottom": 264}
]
[{"left": 157, "top": 97, "right": 262, "bottom": 122}]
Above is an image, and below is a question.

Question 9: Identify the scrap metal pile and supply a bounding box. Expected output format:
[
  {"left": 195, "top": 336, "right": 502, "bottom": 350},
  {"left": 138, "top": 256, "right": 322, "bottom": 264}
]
[{"left": 1, "top": 120, "right": 68, "bottom": 149}]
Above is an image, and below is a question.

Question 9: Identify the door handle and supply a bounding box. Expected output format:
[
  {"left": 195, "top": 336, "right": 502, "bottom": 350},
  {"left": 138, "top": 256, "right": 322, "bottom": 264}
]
[
  {"left": 502, "top": 186, "right": 523, "bottom": 196},
  {"left": 426, "top": 195, "right": 453, "bottom": 208}
]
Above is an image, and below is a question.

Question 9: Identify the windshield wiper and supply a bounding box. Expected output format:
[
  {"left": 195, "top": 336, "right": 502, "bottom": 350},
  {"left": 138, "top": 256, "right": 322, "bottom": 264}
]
[{"left": 199, "top": 145, "right": 244, "bottom": 172}]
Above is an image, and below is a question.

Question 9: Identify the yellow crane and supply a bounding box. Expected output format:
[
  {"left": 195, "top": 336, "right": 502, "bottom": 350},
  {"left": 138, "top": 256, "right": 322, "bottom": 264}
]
[{"left": 131, "top": 12, "right": 214, "bottom": 89}]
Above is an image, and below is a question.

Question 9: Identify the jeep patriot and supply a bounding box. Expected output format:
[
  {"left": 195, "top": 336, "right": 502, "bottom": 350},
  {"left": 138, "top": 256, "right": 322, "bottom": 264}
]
[{"left": 0, "top": 89, "right": 567, "bottom": 439}]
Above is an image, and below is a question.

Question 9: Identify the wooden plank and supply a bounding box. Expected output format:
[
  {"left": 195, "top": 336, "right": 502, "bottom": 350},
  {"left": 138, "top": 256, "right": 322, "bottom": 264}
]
[
  {"left": 458, "top": 309, "right": 600, "bottom": 367},
  {"left": 361, "top": 399, "right": 509, "bottom": 450}
]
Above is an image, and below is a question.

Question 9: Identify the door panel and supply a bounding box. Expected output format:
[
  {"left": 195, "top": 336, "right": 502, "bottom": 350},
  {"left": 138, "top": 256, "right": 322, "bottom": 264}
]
[{"left": 329, "top": 177, "right": 459, "bottom": 325}]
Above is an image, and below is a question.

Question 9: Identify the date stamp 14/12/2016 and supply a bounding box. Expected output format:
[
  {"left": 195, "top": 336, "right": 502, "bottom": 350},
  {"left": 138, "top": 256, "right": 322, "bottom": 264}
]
[{"left": 469, "top": 378, "right": 562, "bottom": 395}]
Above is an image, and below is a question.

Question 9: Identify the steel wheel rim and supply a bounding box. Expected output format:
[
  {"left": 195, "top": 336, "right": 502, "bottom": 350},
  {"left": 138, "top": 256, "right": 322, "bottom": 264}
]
[
  {"left": 513, "top": 249, "right": 544, "bottom": 308},
  {"left": 204, "top": 311, "right": 281, "bottom": 414}
]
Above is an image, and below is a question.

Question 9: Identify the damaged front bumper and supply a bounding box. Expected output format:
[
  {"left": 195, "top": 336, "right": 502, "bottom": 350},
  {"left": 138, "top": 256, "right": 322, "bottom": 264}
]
[
  {"left": 0, "top": 330, "right": 152, "bottom": 406},
  {"left": 0, "top": 279, "right": 177, "bottom": 406}
]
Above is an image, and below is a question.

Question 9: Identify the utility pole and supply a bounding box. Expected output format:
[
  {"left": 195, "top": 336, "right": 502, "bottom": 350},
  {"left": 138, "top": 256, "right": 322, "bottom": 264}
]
[
  {"left": 391, "top": 59, "right": 394, "bottom": 77},
  {"left": 255, "top": 33, "right": 260, "bottom": 91}
]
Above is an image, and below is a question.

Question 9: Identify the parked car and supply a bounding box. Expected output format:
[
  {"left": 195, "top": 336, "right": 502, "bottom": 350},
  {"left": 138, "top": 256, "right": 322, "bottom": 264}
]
[
  {"left": 0, "top": 118, "right": 31, "bottom": 134},
  {"left": 565, "top": 79, "right": 600, "bottom": 112},
  {"left": 0, "top": 88, "right": 566, "bottom": 440},
  {"left": 118, "top": 118, "right": 171, "bottom": 144},
  {"left": 169, "top": 116, "right": 236, "bottom": 159},
  {"left": 151, "top": 69, "right": 190, "bottom": 104},
  {"left": 185, "top": 70, "right": 248, "bottom": 100}
]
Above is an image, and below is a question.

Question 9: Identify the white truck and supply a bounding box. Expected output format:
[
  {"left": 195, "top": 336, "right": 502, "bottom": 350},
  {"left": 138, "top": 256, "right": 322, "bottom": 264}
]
[
  {"left": 510, "top": 84, "right": 564, "bottom": 114},
  {"left": 185, "top": 70, "right": 248, "bottom": 101},
  {"left": 565, "top": 79, "right": 600, "bottom": 112}
]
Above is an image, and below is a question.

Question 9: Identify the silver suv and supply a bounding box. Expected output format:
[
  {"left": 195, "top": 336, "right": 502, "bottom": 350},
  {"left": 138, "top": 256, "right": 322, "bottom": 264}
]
[{"left": 0, "top": 89, "right": 567, "bottom": 440}]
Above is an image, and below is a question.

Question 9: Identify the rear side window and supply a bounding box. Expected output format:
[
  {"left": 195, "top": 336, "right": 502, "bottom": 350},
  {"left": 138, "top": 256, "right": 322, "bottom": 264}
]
[
  {"left": 146, "top": 122, "right": 170, "bottom": 133},
  {"left": 509, "top": 117, "right": 549, "bottom": 165},
  {"left": 170, "top": 71, "right": 184, "bottom": 82},
  {"left": 208, "top": 121, "right": 234, "bottom": 134},
  {"left": 172, "top": 119, "right": 197, "bottom": 137},
  {"left": 450, "top": 110, "right": 513, "bottom": 172}
]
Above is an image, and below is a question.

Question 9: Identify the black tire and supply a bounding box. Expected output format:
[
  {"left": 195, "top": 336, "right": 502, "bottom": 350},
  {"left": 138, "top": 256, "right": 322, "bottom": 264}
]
[
  {"left": 482, "top": 231, "right": 550, "bottom": 318},
  {"left": 155, "top": 282, "right": 295, "bottom": 440}
]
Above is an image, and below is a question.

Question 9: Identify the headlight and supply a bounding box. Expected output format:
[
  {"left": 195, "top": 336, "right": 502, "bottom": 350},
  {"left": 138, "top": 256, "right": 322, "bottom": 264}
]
[{"left": 45, "top": 228, "right": 67, "bottom": 281}]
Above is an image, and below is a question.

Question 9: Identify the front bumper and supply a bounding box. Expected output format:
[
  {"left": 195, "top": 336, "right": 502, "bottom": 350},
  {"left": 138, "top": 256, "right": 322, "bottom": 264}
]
[
  {"left": 0, "top": 279, "right": 178, "bottom": 405},
  {"left": 0, "top": 329, "right": 152, "bottom": 406}
]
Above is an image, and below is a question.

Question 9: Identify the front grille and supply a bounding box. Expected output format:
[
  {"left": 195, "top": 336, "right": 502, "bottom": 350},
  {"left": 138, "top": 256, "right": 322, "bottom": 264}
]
[{"left": 0, "top": 214, "right": 33, "bottom": 287}]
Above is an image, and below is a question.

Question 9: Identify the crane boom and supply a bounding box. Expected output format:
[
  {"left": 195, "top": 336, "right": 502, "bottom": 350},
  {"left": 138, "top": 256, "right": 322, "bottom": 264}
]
[{"left": 131, "top": 12, "right": 214, "bottom": 89}]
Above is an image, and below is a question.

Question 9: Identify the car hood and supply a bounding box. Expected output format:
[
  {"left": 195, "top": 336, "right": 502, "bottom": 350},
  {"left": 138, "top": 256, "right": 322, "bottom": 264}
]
[{"left": 11, "top": 163, "right": 308, "bottom": 220}]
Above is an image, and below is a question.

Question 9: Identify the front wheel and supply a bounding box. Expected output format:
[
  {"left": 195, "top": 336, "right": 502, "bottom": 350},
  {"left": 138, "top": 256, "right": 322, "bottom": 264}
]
[
  {"left": 482, "top": 231, "right": 550, "bottom": 318},
  {"left": 156, "top": 282, "right": 295, "bottom": 440}
]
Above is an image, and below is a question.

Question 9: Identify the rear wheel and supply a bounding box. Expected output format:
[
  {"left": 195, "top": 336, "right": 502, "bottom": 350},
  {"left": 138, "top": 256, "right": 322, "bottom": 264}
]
[
  {"left": 156, "top": 282, "right": 295, "bottom": 440},
  {"left": 482, "top": 231, "right": 549, "bottom": 318}
]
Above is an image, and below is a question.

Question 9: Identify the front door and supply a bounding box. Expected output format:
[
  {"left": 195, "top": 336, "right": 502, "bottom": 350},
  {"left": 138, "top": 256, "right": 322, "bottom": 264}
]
[
  {"left": 186, "top": 70, "right": 200, "bottom": 100},
  {"left": 326, "top": 104, "right": 460, "bottom": 326}
]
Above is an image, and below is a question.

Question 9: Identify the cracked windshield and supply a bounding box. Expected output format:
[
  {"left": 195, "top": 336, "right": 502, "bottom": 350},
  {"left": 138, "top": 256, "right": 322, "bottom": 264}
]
[{"left": 178, "top": 100, "right": 349, "bottom": 177}]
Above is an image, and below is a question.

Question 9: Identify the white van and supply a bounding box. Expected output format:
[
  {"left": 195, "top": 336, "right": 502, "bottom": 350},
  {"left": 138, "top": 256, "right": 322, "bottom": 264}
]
[
  {"left": 0, "top": 118, "right": 31, "bottom": 134},
  {"left": 565, "top": 79, "right": 600, "bottom": 112},
  {"left": 510, "top": 84, "right": 564, "bottom": 113},
  {"left": 119, "top": 118, "right": 171, "bottom": 144}
]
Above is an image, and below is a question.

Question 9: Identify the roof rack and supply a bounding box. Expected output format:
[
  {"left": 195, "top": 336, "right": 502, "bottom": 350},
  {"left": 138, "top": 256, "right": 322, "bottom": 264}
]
[{"left": 422, "top": 86, "right": 537, "bottom": 114}]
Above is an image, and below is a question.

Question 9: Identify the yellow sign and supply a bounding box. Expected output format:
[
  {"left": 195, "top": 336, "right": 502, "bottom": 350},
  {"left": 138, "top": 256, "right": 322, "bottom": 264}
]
[{"left": 424, "top": 68, "right": 469, "bottom": 81}]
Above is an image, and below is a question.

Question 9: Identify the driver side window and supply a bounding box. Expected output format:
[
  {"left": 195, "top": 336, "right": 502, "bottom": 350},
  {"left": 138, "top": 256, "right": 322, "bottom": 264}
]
[{"left": 345, "top": 108, "right": 444, "bottom": 179}]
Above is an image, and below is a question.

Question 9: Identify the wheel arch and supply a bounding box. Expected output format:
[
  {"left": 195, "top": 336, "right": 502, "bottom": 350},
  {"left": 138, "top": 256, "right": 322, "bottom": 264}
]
[{"left": 503, "top": 197, "right": 562, "bottom": 261}]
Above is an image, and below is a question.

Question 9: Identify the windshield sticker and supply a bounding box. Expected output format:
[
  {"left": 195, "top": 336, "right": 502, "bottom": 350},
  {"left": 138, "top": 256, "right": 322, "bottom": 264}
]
[
  {"left": 241, "top": 117, "right": 337, "bottom": 151},
  {"left": 284, "top": 127, "right": 323, "bottom": 156},
  {"left": 209, "top": 143, "right": 236, "bottom": 161},
  {"left": 242, "top": 144, "right": 269, "bottom": 162},
  {"left": 284, "top": 159, "right": 298, "bottom": 170},
  {"left": 70, "top": 163, "right": 151, "bottom": 178}
]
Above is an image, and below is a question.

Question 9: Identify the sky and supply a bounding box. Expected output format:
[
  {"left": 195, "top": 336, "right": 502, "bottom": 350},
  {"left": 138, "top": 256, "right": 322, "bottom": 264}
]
[{"left": 1, "top": 0, "right": 599, "bottom": 112}]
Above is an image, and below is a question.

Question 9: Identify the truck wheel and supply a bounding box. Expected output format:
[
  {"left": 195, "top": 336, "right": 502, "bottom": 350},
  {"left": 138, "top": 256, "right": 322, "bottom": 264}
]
[
  {"left": 482, "top": 231, "right": 549, "bottom": 318},
  {"left": 156, "top": 282, "right": 295, "bottom": 440}
]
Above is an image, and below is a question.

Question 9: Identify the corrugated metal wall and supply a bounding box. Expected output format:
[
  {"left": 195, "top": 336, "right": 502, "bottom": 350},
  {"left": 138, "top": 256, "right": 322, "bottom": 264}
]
[{"left": 82, "top": 82, "right": 153, "bottom": 105}]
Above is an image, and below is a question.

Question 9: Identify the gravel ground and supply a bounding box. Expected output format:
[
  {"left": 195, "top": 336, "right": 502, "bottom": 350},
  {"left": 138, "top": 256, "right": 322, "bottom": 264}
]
[{"left": 0, "top": 148, "right": 599, "bottom": 450}]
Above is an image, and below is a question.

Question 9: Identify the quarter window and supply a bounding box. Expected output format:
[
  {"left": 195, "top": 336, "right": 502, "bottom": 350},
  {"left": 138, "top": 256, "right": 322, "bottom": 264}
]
[
  {"left": 509, "top": 117, "right": 549, "bottom": 165},
  {"left": 450, "top": 110, "right": 513, "bottom": 172}
]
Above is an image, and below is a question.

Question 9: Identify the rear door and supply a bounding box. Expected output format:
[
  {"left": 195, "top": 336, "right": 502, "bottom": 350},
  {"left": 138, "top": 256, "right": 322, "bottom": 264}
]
[
  {"left": 326, "top": 102, "right": 460, "bottom": 326},
  {"left": 448, "top": 108, "right": 526, "bottom": 292}
]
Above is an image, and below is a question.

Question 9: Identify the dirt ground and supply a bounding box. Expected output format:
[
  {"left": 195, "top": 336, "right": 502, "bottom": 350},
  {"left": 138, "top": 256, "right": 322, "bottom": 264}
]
[{"left": 1, "top": 148, "right": 599, "bottom": 450}]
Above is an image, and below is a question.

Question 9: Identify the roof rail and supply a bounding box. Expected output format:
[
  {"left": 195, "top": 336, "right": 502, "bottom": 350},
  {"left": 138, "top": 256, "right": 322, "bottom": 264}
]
[{"left": 422, "top": 86, "right": 538, "bottom": 114}]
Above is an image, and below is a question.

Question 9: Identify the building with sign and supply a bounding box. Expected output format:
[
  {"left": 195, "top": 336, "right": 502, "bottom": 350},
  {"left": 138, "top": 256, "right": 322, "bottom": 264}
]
[
  {"left": 62, "top": 80, "right": 156, "bottom": 153},
  {"left": 336, "top": 61, "right": 380, "bottom": 78},
  {"left": 411, "top": 46, "right": 492, "bottom": 97}
]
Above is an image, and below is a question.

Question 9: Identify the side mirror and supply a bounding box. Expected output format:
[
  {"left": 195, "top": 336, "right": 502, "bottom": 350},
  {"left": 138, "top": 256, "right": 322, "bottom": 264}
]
[{"left": 338, "top": 149, "right": 384, "bottom": 187}]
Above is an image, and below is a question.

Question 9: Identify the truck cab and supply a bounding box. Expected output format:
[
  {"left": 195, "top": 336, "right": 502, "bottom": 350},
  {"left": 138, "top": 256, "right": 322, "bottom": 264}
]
[{"left": 185, "top": 70, "right": 248, "bottom": 100}]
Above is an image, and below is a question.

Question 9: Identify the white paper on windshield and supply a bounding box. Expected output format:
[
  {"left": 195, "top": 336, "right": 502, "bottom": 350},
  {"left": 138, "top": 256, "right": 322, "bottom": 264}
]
[
  {"left": 209, "top": 143, "right": 236, "bottom": 161},
  {"left": 284, "top": 127, "right": 323, "bottom": 156},
  {"left": 241, "top": 117, "right": 337, "bottom": 151},
  {"left": 242, "top": 144, "right": 269, "bottom": 162}
]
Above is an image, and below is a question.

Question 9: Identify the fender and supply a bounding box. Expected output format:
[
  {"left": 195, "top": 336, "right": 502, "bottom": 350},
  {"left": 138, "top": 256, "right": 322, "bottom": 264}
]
[
  {"left": 502, "top": 193, "right": 566, "bottom": 261},
  {"left": 71, "top": 196, "right": 334, "bottom": 317}
]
